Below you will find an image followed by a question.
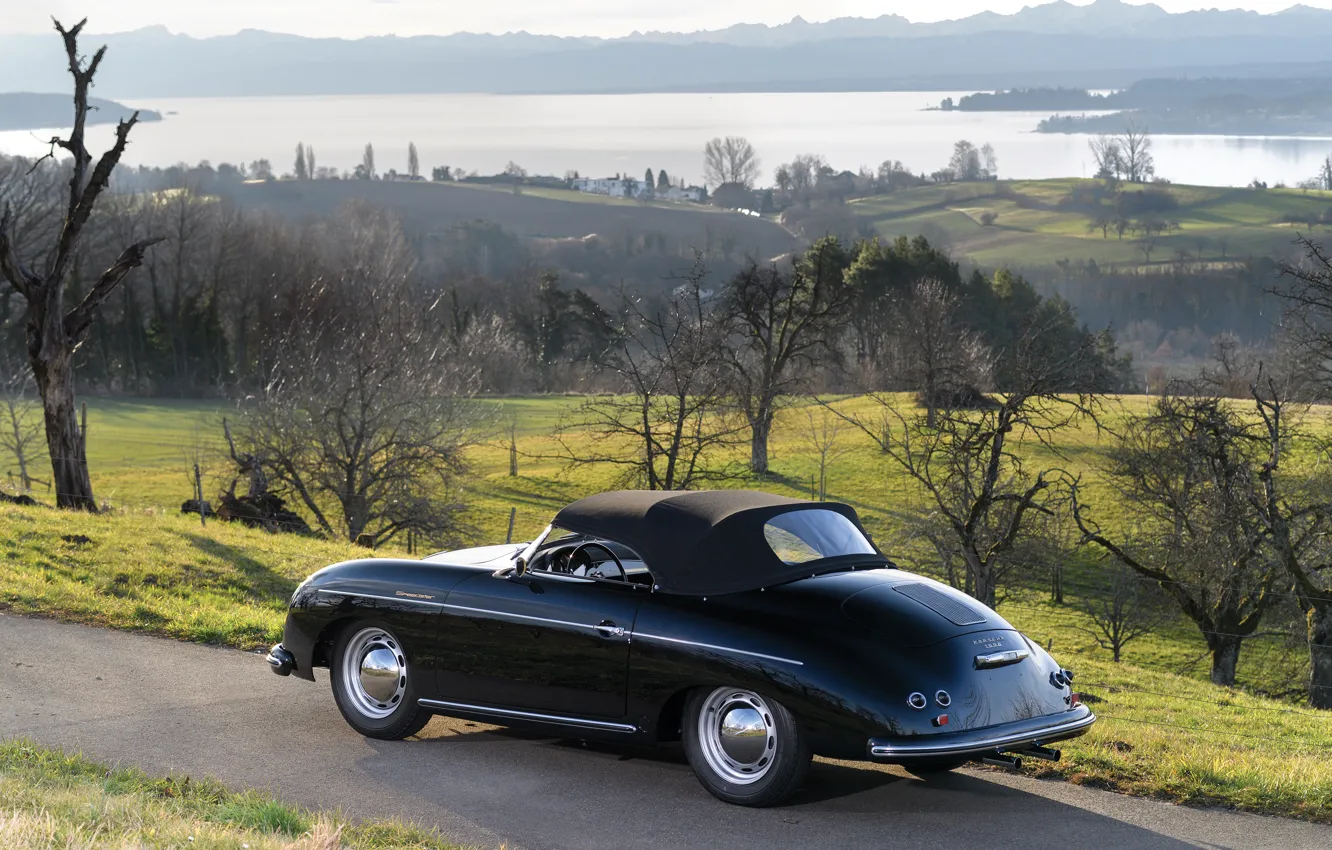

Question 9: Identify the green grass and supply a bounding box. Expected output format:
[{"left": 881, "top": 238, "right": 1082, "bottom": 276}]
[
  {"left": 3, "top": 394, "right": 1332, "bottom": 822},
  {"left": 849, "top": 179, "right": 1332, "bottom": 268},
  {"left": 0, "top": 739, "right": 463, "bottom": 849}
]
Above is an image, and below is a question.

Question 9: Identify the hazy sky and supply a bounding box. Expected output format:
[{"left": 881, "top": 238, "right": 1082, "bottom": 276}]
[{"left": 11, "top": 1, "right": 1332, "bottom": 38}]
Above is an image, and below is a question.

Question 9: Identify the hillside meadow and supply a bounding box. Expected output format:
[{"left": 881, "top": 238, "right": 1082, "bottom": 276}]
[
  {"left": 850, "top": 179, "right": 1332, "bottom": 268},
  {"left": 2, "top": 394, "right": 1331, "bottom": 820}
]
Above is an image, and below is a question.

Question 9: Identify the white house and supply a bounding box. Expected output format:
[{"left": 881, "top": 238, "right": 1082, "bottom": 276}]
[
  {"left": 571, "top": 177, "right": 645, "bottom": 198},
  {"left": 571, "top": 177, "right": 705, "bottom": 202}
]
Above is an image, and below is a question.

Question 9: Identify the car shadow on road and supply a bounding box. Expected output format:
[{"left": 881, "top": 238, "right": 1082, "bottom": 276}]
[{"left": 358, "top": 727, "right": 1199, "bottom": 850}]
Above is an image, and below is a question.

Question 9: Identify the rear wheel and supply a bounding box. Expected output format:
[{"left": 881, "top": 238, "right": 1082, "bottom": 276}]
[
  {"left": 330, "top": 621, "right": 430, "bottom": 739},
  {"left": 682, "top": 686, "right": 810, "bottom": 807}
]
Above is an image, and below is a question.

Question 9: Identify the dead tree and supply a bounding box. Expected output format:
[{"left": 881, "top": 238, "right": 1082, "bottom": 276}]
[{"left": 0, "top": 19, "right": 161, "bottom": 509}]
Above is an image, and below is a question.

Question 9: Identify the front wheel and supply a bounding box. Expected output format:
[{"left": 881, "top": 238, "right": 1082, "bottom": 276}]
[
  {"left": 330, "top": 621, "right": 430, "bottom": 740},
  {"left": 682, "top": 687, "right": 811, "bottom": 806}
]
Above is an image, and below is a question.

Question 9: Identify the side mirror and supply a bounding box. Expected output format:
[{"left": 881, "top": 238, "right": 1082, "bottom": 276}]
[{"left": 512, "top": 557, "right": 528, "bottom": 578}]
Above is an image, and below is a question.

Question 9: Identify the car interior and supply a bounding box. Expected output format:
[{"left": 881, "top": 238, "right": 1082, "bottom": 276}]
[{"left": 526, "top": 530, "right": 654, "bottom": 588}]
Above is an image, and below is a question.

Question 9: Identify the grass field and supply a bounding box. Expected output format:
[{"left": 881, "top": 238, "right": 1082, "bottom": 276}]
[
  {"left": 2, "top": 394, "right": 1331, "bottom": 821},
  {"left": 850, "top": 178, "right": 1332, "bottom": 268},
  {"left": 0, "top": 740, "right": 460, "bottom": 849}
]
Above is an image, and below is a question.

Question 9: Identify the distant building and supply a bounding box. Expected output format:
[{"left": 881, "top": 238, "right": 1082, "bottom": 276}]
[{"left": 572, "top": 177, "right": 705, "bottom": 202}]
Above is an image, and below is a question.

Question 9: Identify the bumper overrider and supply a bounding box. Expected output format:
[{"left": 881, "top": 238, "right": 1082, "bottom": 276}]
[
  {"left": 267, "top": 643, "right": 296, "bottom": 677},
  {"left": 867, "top": 707, "right": 1096, "bottom": 762}
]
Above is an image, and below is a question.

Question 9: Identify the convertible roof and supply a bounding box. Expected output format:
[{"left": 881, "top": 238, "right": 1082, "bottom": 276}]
[{"left": 551, "top": 490, "right": 887, "bottom": 596}]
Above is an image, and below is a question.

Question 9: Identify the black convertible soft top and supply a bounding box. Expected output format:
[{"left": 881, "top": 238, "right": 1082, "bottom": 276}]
[{"left": 551, "top": 490, "right": 887, "bottom": 596}]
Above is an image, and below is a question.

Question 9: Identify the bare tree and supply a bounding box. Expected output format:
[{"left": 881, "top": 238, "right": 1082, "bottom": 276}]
[
  {"left": 720, "top": 238, "right": 851, "bottom": 474},
  {"left": 703, "top": 137, "right": 761, "bottom": 190},
  {"left": 1071, "top": 389, "right": 1279, "bottom": 686},
  {"left": 797, "top": 406, "right": 851, "bottom": 501},
  {"left": 0, "top": 357, "right": 41, "bottom": 492},
  {"left": 359, "top": 143, "right": 376, "bottom": 180},
  {"left": 891, "top": 277, "right": 992, "bottom": 428},
  {"left": 1118, "top": 123, "right": 1155, "bottom": 183},
  {"left": 1078, "top": 562, "right": 1170, "bottom": 662},
  {"left": 0, "top": 19, "right": 161, "bottom": 510},
  {"left": 232, "top": 205, "right": 479, "bottom": 546},
  {"left": 828, "top": 312, "right": 1108, "bottom": 606},
  {"left": 294, "top": 143, "right": 308, "bottom": 180},
  {"left": 408, "top": 142, "right": 420, "bottom": 180},
  {"left": 306, "top": 145, "right": 316, "bottom": 178},
  {"left": 1088, "top": 134, "right": 1122, "bottom": 180},
  {"left": 554, "top": 267, "right": 743, "bottom": 490}
]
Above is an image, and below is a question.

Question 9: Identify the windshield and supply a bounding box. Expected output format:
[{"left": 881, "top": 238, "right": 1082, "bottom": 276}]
[{"left": 762, "top": 510, "right": 876, "bottom": 565}]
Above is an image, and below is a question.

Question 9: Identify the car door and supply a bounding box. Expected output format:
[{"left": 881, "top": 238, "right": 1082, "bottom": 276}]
[{"left": 433, "top": 569, "right": 643, "bottom": 719}]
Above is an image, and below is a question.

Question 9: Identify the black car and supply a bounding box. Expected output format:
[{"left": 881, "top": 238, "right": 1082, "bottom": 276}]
[{"left": 269, "top": 490, "right": 1094, "bottom": 806}]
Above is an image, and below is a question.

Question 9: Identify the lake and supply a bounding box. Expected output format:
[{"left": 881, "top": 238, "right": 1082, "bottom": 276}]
[{"left": 3, "top": 91, "right": 1332, "bottom": 188}]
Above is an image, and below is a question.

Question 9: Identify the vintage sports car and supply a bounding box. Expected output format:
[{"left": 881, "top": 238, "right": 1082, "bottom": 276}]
[{"left": 269, "top": 490, "right": 1095, "bottom": 806}]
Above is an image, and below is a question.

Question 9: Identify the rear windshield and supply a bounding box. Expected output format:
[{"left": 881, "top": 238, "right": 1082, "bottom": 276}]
[{"left": 763, "top": 510, "right": 877, "bottom": 565}]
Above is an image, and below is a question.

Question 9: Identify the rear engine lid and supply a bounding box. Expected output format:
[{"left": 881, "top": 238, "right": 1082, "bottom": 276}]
[{"left": 841, "top": 578, "right": 1011, "bottom": 646}]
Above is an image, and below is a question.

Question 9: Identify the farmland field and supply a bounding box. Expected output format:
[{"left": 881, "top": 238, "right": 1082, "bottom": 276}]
[{"left": 850, "top": 178, "right": 1332, "bottom": 268}]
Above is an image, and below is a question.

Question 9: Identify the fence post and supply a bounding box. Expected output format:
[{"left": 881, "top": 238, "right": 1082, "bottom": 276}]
[
  {"left": 505, "top": 507, "right": 517, "bottom": 544},
  {"left": 193, "top": 463, "right": 205, "bottom": 527},
  {"left": 509, "top": 422, "right": 518, "bottom": 477}
]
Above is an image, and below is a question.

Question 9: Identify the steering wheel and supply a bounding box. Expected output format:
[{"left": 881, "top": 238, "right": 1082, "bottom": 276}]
[{"left": 569, "top": 541, "right": 627, "bottom": 582}]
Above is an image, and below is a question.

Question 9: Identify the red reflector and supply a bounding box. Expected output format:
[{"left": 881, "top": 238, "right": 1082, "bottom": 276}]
[
  {"left": 932, "top": 714, "right": 950, "bottom": 727},
  {"left": 1070, "top": 693, "right": 1081, "bottom": 707}
]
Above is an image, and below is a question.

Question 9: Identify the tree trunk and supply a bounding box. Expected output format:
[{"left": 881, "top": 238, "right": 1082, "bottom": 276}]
[
  {"left": 750, "top": 409, "right": 773, "bottom": 475},
  {"left": 1208, "top": 636, "right": 1242, "bottom": 687},
  {"left": 1308, "top": 602, "right": 1332, "bottom": 710},
  {"left": 33, "top": 352, "right": 95, "bottom": 510}
]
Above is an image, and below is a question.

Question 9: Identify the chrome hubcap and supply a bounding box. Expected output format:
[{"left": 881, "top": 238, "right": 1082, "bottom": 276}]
[
  {"left": 698, "top": 688, "right": 778, "bottom": 785},
  {"left": 341, "top": 627, "right": 407, "bottom": 719}
]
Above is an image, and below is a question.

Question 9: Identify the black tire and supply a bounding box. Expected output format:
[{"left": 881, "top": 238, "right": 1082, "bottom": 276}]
[
  {"left": 682, "top": 686, "right": 811, "bottom": 807},
  {"left": 330, "top": 620, "right": 431, "bottom": 740},
  {"left": 906, "top": 757, "right": 969, "bottom": 777}
]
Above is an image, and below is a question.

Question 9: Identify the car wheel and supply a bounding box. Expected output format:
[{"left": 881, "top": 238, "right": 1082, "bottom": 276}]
[
  {"left": 906, "top": 757, "right": 970, "bottom": 777},
  {"left": 682, "top": 686, "right": 810, "bottom": 806},
  {"left": 330, "top": 621, "right": 430, "bottom": 740}
]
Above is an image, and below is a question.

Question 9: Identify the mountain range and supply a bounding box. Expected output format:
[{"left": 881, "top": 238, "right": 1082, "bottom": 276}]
[{"left": 6, "top": 1, "right": 1332, "bottom": 98}]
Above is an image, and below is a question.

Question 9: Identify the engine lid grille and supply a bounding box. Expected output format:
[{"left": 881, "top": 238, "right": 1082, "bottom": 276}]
[{"left": 893, "top": 582, "right": 988, "bottom": 626}]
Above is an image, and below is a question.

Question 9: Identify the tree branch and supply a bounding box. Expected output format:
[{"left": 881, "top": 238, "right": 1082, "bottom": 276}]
[{"left": 64, "top": 236, "right": 164, "bottom": 341}]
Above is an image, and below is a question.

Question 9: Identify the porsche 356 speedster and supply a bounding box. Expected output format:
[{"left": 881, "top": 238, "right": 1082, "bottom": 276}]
[{"left": 268, "top": 490, "right": 1094, "bottom": 806}]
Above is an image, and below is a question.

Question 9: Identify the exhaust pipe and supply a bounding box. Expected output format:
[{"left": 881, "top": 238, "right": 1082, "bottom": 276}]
[
  {"left": 1015, "top": 745, "right": 1061, "bottom": 762},
  {"left": 982, "top": 753, "right": 1023, "bottom": 771}
]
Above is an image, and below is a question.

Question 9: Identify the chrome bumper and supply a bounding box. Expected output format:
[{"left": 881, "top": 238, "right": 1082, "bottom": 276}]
[
  {"left": 266, "top": 643, "right": 295, "bottom": 676},
  {"left": 867, "top": 709, "right": 1096, "bottom": 760}
]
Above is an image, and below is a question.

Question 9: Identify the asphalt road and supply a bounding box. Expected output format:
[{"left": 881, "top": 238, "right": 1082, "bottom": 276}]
[{"left": 2, "top": 614, "right": 1329, "bottom": 850}]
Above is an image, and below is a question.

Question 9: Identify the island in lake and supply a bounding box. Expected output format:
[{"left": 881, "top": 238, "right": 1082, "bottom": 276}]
[
  {"left": 939, "top": 78, "right": 1332, "bottom": 136},
  {"left": 0, "top": 93, "right": 163, "bottom": 132}
]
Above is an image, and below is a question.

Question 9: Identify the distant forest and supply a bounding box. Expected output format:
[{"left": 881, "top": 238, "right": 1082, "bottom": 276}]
[
  {"left": 942, "top": 78, "right": 1332, "bottom": 136},
  {"left": 0, "top": 93, "right": 161, "bottom": 132}
]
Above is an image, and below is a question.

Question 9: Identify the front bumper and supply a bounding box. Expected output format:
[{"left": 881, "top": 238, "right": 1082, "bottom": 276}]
[
  {"left": 867, "top": 708, "right": 1095, "bottom": 761},
  {"left": 266, "top": 643, "right": 296, "bottom": 676}
]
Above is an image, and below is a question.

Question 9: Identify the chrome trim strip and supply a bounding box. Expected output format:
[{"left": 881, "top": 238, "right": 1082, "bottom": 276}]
[
  {"left": 634, "top": 633, "right": 804, "bottom": 667},
  {"left": 868, "top": 712, "right": 1096, "bottom": 758},
  {"left": 316, "top": 590, "right": 620, "bottom": 637},
  {"left": 440, "top": 602, "right": 608, "bottom": 634},
  {"left": 418, "top": 699, "right": 638, "bottom": 733},
  {"left": 318, "top": 589, "right": 446, "bottom": 607},
  {"left": 974, "top": 649, "right": 1030, "bottom": 669}
]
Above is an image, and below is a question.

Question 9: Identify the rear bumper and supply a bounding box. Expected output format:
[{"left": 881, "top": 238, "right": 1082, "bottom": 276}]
[
  {"left": 867, "top": 708, "right": 1095, "bottom": 761},
  {"left": 266, "top": 643, "right": 296, "bottom": 677}
]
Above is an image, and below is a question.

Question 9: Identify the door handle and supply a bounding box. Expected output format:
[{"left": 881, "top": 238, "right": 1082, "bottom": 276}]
[{"left": 595, "top": 620, "right": 626, "bottom": 638}]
